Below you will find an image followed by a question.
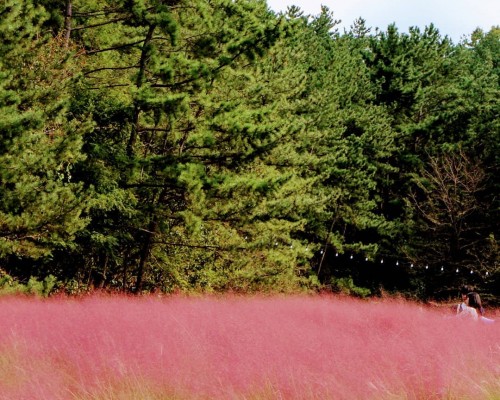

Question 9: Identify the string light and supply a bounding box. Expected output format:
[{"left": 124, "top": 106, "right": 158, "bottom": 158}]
[{"left": 323, "top": 248, "right": 491, "bottom": 281}]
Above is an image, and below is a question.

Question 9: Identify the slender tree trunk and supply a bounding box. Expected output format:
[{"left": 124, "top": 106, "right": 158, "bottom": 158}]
[
  {"left": 135, "top": 220, "right": 157, "bottom": 293},
  {"left": 317, "top": 218, "right": 336, "bottom": 278},
  {"left": 135, "top": 187, "right": 168, "bottom": 293},
  {"left": 128, "top": 24, "right": 158, "bottom": 292},
  {"left": 122, "top": 250, "right": 129, "bottom": 292},
  {"left": 127, "top": 24, "right": 156, "bottom": 156},
  {"left": 64, "top": 0, "right": 72, "bottom": 47},
  {"left": 99, "top": 255, "right": 108, "bottom": 288}
]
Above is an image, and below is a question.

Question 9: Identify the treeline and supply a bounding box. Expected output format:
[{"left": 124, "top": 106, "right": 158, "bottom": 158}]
[{"left": 0, "top": 0, "right": 498, "bottom": 300}]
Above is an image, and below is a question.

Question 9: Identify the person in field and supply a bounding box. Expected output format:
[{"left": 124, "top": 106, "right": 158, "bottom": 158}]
[
  {"left": 467, "top": 291, "right": 483, "bottom": 316},
  {"left": 456, "top": 287, "right": 479, "bottom": 320},
  {"left": 467, "top": 291, "right": 495, "bottom": 324},
  {"left": 456, "top": 286, "right": 494, "bottom": 323},
  {"left": 456, "top": 286, "right": 473, "bottom": 314}
]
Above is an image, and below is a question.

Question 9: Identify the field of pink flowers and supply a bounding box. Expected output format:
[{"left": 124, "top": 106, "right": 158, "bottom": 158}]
[{"left": 0, "top": 294, "right": 498, "bottom": 399}]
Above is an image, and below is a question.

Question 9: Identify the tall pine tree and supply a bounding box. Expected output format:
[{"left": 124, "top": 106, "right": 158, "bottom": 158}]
[{"left": 0, "top": 1, "right": 90, "bottom": 267}]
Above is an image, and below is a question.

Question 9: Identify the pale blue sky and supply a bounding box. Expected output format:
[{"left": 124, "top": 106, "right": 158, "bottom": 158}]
[{"left": 266, "top": 0, "right": 499, "bottom": 42}]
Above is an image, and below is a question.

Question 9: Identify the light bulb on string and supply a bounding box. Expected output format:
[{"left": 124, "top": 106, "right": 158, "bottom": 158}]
[{"left": 303, "top": 244, "right": 492, "bottom": 279}]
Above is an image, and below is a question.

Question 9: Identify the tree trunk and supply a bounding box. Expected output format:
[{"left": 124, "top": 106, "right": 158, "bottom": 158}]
[
  {"left": 127, "top": 24, "right": 156, "bottom": 156},
  {"left": 64, "top": 0, "right": 72, "bottom": 47},
  {"left": 135, "top": 220, "right": 157, "bottom": 293}
]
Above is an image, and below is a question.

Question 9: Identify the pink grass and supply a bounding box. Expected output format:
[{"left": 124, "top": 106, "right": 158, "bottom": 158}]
[{"left": 0, "top": 294, "right": 498, "bottom": 399}]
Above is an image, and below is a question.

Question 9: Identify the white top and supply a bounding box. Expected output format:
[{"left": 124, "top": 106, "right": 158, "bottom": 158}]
[{"left": 456, "top": 302, "right": 478, "bottom": 320}]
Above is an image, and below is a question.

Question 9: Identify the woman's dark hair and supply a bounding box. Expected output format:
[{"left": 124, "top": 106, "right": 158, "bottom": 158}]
[{"left": 467, "top": 292, "right": 483, "bottom": 316}]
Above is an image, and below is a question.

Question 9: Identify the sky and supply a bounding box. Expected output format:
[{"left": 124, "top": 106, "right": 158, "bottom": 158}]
[{"left": 266, "top": 0, "right": 499, "bottom": 42}]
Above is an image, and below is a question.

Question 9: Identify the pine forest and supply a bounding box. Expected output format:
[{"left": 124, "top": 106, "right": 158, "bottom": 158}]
[{"left": 1, "top": 0, "right": 499, "bottom": 304}]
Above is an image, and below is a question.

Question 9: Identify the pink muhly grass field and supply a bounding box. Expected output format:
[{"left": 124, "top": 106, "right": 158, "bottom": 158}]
[{"left": 0, "top": 294, "right": 498, "bottom": 399}]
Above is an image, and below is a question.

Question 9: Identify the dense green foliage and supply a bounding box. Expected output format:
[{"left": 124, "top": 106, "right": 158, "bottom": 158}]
[{"left": 0, "top": 1, "right": 498, "bottom": 302}]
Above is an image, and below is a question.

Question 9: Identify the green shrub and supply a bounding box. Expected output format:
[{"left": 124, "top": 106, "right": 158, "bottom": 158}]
[
  {"left": 0, "top": 272, "right": 59, "bottom": 297},
  {"left": 330, "top": 276, "right": 371, "bottom": 298}
]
